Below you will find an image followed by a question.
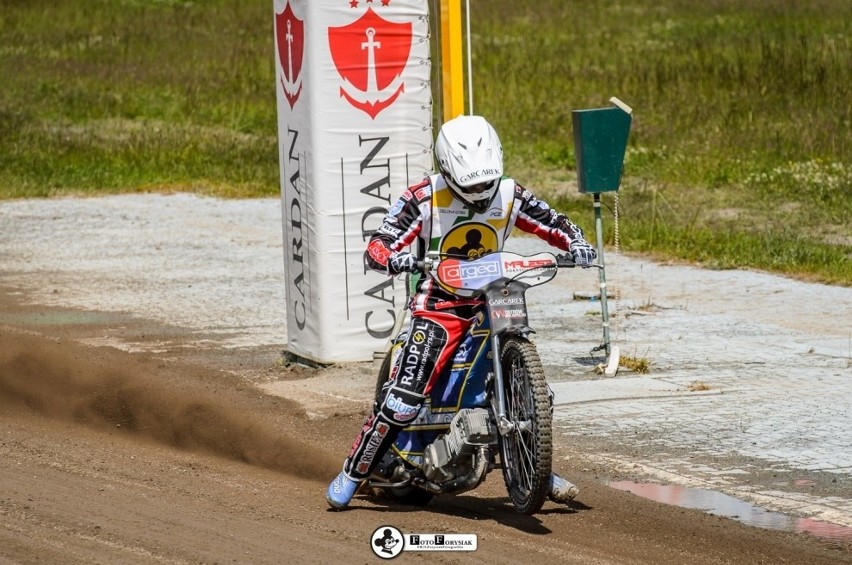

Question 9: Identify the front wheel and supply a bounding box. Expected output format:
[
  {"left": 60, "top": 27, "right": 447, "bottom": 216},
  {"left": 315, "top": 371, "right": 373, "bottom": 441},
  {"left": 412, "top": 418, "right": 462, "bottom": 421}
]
[{"left": 498, "top": 336, "right": 552, "bottom": 514}]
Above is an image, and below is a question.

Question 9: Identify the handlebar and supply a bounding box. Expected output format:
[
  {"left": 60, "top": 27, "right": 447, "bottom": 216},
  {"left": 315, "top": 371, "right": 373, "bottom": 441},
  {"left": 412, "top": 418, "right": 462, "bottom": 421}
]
[
  {"left": 555, "top": 253, "right": 576, "bottom": 268},
  {"left": 415, "top": 253, "right": 600, "bottom": 273},
  {"left": 415, "top": 258, "right": 434, "bottom": 273},
  {"left": 555, "top": 253, "right": 602, "bottom": 269}
]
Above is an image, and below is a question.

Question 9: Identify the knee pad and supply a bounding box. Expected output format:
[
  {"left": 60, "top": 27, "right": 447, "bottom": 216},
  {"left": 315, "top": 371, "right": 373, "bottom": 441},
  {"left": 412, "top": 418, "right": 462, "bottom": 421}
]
[{"left": 379, "top": 386, "right": 425, "bottom": 426}]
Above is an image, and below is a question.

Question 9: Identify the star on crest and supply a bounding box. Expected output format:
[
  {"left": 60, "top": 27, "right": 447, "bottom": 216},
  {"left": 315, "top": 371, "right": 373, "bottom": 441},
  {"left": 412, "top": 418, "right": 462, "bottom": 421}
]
[{"left": 350, "top": 0, "right": 391, "bottom": 6}]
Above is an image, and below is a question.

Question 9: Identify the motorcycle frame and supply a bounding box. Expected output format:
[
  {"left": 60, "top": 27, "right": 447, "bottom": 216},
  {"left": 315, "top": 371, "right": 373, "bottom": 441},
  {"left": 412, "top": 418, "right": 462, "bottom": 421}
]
[{"left": 385, "top": 251, "right": 561, "bottom": 471}]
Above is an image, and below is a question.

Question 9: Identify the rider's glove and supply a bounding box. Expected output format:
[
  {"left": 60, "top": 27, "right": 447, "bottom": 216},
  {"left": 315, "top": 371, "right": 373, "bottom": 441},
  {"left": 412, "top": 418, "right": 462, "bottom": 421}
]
[
  {"left": 388, "top": 251, "right": 418, "bottom": 274},
  {"left": 570, "top": 241, "right": 597, "bottom": 267}
]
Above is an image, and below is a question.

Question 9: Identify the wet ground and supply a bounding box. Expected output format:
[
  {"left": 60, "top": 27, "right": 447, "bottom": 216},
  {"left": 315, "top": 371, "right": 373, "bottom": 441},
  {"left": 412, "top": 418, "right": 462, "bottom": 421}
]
[{"left": 607, "top": 480, "right": 852, "bottom": 542}]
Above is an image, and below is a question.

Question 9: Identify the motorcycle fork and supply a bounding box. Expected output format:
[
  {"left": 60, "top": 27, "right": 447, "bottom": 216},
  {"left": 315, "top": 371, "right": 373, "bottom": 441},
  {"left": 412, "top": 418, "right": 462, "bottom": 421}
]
[{"left": 489, "top": 333, "right": 515, "bottom": 436}]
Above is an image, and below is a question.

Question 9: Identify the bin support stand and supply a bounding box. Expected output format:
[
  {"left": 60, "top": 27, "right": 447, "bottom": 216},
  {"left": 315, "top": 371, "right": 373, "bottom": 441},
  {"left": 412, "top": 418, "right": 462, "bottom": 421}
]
[{"left": 593, "top": 193, "right": 620, "bottom": 376}]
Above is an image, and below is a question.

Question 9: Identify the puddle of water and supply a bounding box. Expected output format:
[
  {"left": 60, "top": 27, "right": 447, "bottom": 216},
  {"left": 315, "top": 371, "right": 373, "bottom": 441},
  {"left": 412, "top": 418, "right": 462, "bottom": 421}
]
[{"left": 608, "top": 480, "right": 852, "bottom": 543}]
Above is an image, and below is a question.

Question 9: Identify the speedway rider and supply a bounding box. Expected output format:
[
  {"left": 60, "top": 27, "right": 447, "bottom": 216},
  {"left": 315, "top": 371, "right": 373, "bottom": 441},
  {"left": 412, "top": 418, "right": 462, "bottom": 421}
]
[{"left": 327, "top": 115, "right": 597, "bottom": 510}]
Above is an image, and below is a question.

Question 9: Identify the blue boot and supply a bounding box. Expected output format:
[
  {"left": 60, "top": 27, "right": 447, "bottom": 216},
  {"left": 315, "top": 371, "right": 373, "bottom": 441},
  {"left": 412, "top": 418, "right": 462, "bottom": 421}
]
[
  {"left": 548, "top": 472, "right": 580, "bottom": 503},
  {"left": 326, "top": 470, "right": 362, "bottom": 510}
]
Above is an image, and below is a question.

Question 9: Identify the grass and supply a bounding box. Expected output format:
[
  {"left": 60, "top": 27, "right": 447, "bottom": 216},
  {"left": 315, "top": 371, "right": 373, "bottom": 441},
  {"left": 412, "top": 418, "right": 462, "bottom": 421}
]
[
  {"left": 0, "top": 0, "right": 277, "bottom": 197},
  {"left": 473, "top": 0, "right": 851, "bottom": 284},
  {"left": 0, "top": 0, "right": 849, "bottom": 284},
  {"left": 619, "top": 355, "right": 650, "bottom": 374}
]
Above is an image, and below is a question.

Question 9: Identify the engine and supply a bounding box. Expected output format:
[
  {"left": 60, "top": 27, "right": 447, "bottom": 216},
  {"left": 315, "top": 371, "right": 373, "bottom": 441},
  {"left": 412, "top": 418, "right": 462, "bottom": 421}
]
[{"left": 421, "top": 408, "right": 496, "bottom": 486}]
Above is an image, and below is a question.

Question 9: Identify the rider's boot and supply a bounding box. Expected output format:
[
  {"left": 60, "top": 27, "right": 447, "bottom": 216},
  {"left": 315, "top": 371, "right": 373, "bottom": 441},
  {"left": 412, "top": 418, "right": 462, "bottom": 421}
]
[
  {"left": 548, "top": 472, "right": 579, "bottom": 503},
  {"left": 326, "top": 470, "right": 363, "bottom": 510}
]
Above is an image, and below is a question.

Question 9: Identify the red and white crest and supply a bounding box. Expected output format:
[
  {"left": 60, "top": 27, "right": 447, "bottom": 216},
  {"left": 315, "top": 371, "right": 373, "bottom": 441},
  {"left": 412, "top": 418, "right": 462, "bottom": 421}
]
[
  {"left": 328, "top": 6, "right": 412, "bottom": 119},
  {"left": 275, "top": 2, "right": 304, "bottom": 109}
]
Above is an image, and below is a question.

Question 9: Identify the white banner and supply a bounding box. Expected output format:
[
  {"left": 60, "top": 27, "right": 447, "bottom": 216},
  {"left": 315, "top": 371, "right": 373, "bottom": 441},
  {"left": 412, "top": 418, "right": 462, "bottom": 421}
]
[{"left": 274, "top": 0, "right": 433, "bottom": 364}]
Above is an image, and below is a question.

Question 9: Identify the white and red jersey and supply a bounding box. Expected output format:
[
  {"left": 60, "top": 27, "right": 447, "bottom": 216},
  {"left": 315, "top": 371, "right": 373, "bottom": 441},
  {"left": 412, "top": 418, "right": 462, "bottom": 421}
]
[{"left": 365, "top": 173, "right": 589, "bottom": 311}]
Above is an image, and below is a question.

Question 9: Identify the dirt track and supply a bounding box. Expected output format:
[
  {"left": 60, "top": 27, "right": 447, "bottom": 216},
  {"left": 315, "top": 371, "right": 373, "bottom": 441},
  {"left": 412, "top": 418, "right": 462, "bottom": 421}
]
[{"left": 2, "top": 289, "right": 850, "bottom": 565}]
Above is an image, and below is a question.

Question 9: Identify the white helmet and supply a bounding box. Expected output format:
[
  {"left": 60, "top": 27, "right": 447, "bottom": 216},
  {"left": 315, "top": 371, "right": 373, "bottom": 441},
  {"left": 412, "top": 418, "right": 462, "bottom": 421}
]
[{"left": 434, "top": 115, "right": 504, "bottom": 213}]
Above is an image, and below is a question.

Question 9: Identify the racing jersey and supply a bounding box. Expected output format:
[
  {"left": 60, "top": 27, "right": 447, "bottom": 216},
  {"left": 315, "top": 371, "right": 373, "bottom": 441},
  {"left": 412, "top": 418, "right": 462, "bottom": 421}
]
[{"left": 365, "top": 173, "right": 589, "bottom": 311}]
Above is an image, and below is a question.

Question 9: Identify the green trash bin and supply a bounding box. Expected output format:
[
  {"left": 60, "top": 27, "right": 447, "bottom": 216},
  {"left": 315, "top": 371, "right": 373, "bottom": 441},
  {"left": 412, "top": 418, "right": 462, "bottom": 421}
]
[
  {"left": 571, "top": 97, "right": 632, "bottom": 368},
  {"left": 573, "top": 97, "right": 633, "bottom": 194}
]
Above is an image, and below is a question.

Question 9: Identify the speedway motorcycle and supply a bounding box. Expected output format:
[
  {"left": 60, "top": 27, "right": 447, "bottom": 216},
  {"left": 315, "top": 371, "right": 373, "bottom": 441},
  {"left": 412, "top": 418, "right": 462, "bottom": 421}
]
[{"left": 367, "top": 250, "right": 578, "bottom": 515}]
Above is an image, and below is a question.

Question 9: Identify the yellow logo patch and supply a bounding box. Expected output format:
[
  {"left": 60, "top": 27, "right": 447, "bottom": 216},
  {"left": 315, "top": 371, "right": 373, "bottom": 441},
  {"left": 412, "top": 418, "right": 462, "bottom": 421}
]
[{"left": 440, "top": 223, "right": 499, "bottom": 260}]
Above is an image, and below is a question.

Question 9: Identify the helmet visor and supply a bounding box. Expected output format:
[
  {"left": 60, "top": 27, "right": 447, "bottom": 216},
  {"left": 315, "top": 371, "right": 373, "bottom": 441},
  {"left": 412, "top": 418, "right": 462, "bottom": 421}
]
[{"left": 461, "top": 180, "right": 497, "bottom": 196}]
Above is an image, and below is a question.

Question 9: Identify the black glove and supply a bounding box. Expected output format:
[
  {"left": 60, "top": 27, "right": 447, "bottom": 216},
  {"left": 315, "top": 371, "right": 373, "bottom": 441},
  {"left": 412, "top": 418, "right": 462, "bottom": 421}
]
[
  {"left": 389, "top": 251, "right": 418, "bottom": 273},
  {"left": 570, "top": 241, "right": 597, "bottom": 267}
]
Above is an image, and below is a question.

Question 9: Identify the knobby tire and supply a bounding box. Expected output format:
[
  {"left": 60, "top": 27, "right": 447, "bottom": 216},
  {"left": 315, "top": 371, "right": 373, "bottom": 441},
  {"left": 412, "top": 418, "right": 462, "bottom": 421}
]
[{"left": 498, "top": 336, "right": 553, "bottom": 514}]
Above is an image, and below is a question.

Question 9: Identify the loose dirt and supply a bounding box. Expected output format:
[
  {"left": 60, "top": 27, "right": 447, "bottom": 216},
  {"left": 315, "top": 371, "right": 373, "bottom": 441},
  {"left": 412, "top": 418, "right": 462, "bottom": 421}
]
[{"left": 1, "top": 289, "right": 849, "bottom": 564}]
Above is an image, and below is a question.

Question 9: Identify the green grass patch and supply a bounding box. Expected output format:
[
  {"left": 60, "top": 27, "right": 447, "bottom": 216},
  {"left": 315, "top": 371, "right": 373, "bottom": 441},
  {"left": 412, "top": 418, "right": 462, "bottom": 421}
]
[
  {"left": 0, "top": 0, "right": 849, "bottom": 284},
  {"left": 0, "top": 0, "right": 278, "bottom": 197}
]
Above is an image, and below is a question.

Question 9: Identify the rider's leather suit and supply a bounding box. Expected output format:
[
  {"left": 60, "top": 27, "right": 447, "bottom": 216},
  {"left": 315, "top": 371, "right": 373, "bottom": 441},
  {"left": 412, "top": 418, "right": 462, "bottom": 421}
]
[{"left": 343, "top": 173, "right": 592, "bottom": 480}]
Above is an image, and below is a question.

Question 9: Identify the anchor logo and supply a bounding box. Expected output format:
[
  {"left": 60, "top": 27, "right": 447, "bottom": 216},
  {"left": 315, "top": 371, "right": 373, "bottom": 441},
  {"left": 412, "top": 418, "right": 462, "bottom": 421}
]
[
  {"left": 328, "top": 5, "right": 413, "bottom": 119},
  {"left": 275, "top": 2, "right": 304, "bottom": 109}
]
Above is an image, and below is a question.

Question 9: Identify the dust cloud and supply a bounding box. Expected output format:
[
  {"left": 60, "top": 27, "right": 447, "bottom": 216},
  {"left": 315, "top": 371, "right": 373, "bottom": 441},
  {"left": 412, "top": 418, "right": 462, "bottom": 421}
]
[{"left": 0, "top": 332, "right": 339, "bottom": 480}]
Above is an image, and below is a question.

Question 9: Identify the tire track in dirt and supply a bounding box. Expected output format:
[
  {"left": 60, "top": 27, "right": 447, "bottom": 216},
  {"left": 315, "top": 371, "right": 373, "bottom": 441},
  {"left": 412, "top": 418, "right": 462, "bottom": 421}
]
[{"left": 0, "top": 330, "right": 339, "bottom": 481}]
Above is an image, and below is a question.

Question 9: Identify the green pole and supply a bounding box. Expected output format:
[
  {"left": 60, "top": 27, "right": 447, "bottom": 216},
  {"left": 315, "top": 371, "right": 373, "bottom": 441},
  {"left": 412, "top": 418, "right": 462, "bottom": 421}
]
[{"left": 593, "top": 193, "right": 611, "bottom": 356}]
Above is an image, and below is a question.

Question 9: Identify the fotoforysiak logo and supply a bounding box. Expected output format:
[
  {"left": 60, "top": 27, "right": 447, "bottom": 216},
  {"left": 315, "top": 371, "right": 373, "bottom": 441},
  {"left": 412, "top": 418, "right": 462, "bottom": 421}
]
[
  {"left": 275, "top": 1, "right": 304, "bottom": 108},
  {"left": 329, "top": 0, "right": 413, "bottom": 119},
  {"left": 370, "top": 525, "right": 403, "bottom": 559},
  {"left": 370, "top": 526, "right": 478, "bottom": 557}
]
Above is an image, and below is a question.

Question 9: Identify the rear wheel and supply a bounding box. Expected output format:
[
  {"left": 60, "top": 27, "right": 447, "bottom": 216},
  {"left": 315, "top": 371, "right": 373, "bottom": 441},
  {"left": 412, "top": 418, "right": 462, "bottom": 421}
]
[
  {"left": 498, "top": 336, "right": 552, "bottom": 514},
  {"left": 374, "top": 350, "right": 393, "bottom": 404}
]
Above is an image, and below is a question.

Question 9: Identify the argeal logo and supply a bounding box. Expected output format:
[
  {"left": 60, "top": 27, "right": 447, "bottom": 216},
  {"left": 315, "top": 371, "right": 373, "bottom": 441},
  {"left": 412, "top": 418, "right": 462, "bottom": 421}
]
[
  {"left": 275, "top": 2, "right": 304, "bottom": 108},
  {"left": 328, "top": 2, "right": 412, "bottom": 119},
  {"left": 438, "top": 258, "right": 501, "bottom": 288}
]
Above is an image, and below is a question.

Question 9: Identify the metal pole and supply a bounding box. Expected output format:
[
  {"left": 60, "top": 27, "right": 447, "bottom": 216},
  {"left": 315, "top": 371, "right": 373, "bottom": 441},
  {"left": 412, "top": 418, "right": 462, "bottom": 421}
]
[
  {"left": 593, "top": 193, "right": 611, "bottom": 355},
  {"left": 465, "top": 0, "right": 473, "bottom": 115}
]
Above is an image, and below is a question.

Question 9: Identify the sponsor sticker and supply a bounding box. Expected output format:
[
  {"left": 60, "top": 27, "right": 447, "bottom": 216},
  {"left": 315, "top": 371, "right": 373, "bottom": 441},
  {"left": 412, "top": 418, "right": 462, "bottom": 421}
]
[
  {"left": 492, "top": 309, "right": 525, "bottom": 319},
  {"left": 386, "top": 392, "right": 419, "bottom": 422},
  {"left": 459, "top": 169, "right": 499, "bottom": 183},
  {"left": 438, "top": 257, "right": 501, "bottom": 288},
  {"left": 413, "top": 186, "right": 430, "bottom": 200},
  {"left": 356, "top": 420, "right": 389, "bottom": 474},
  {"left": 502, "top": 257, "right": 554, "bottom": 274},
  {"left": 488, "top": 296, "right": 524, "bottom": 306}
]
